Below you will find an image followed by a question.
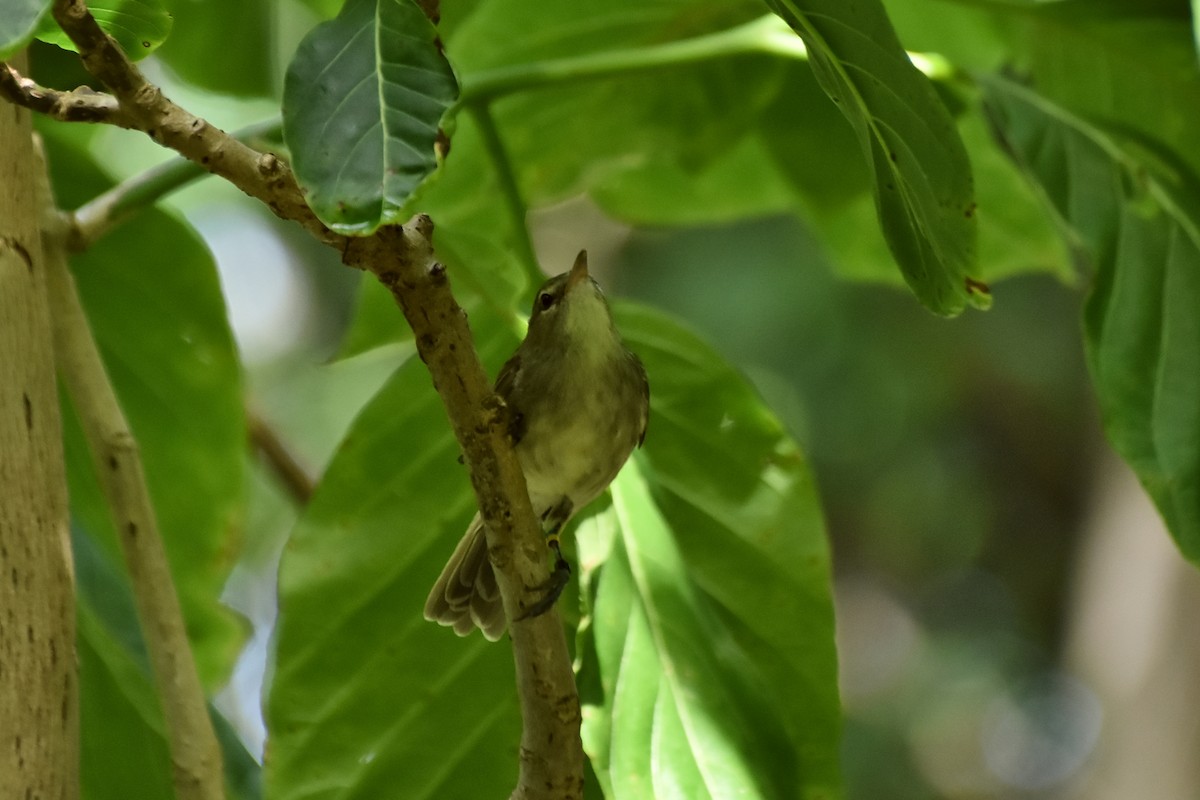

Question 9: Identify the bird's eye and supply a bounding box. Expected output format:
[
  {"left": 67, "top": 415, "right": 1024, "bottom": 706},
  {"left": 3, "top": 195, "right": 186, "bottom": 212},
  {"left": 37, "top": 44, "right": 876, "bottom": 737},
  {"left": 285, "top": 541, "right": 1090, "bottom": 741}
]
[{"left": 538, "top": 292, "right": 556, "bottom": 310}]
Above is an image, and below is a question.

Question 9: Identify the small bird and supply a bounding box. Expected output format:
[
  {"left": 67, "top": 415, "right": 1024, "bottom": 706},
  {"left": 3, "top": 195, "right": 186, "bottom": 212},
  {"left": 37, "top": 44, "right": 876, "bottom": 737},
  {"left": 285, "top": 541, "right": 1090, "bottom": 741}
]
[{"left": 423, "top": 250, "right": 649, "bottom": 640}]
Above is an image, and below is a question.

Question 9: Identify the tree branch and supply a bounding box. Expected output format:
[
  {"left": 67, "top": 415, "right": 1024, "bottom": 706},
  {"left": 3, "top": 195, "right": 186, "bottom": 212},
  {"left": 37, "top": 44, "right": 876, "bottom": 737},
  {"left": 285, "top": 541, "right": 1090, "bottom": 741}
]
[
  {"left": 20, "top": 1, "right": 586, "bottom": 796},
  {"left": 43, "top": 222, "right": 225, "bottom": 800}
]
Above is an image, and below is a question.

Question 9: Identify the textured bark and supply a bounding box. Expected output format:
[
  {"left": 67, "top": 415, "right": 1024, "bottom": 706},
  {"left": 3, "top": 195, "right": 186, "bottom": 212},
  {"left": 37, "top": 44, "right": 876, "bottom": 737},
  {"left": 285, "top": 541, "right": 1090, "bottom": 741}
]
[{"left": 0, "top": 52, "right": 79, "bottom": 800}]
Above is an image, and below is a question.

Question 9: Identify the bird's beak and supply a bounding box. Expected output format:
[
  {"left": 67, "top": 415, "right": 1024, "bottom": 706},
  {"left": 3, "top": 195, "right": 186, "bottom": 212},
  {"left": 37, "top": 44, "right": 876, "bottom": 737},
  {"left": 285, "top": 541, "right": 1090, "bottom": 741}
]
[{"left": 566, "top": 250, "right": 589, "bottom": 292}]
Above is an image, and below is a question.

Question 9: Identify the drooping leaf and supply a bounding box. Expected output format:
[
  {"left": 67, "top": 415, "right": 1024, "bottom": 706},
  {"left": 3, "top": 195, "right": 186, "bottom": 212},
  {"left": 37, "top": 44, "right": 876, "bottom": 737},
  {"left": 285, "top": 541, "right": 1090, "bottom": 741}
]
[
  {"left": 983, "top": 76, "right": 1200, "bottom": 560},
  {"left": 0, "top": 0, "right": 50, "bottom": 59},
  {"left": 763, "top": 0, "right": 981, "bottom": 314},
  {"left": 35, "top": 0, "right": 171, "bottom": 60},
  {"left": 283, "top": 0, "right": 459, "bottom": 234},
  {"left": 806, "top": 102, "right": 1071, "bottom": 286},
  {"left": 42, "top": 130, "right": 246, "bottom": 686},
  {"left": 578, "top": 305, "right": 842, "bottom": 799}
]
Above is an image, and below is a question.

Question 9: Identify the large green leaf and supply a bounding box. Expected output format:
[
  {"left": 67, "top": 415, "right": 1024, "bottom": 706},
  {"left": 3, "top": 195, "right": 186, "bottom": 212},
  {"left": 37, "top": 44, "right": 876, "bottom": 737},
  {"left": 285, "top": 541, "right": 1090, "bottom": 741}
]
[
  {"left": 283, "top": 0, "right": 459, "bottom": 234},
  {"left": 34, "top": 0, "right": 171, "bottom": 60},
  {"left": 265, "top": 315, "right": 522, "bottom": 800},
  {"left": 0, "top": 0, "right": 50, "bottom": 58},
  {"left": 579, "top": 306, "right": 841, "bottom": 799},
  {"left": 982, "top": 76, "right": 1200, "bottom": 559},
  {"left": 763, "top": 0, "right": 981, "bottom": 314},
  {"left": 43, "top": 131, "right": 246, "bottom": 685}
]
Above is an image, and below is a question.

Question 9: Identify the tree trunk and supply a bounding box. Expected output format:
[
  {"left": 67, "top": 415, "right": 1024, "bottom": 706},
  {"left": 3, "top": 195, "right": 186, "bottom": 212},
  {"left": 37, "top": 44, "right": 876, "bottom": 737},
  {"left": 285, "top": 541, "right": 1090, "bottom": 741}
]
[{"left": 0, "top": 51, "right": 79, "bottom": 800}]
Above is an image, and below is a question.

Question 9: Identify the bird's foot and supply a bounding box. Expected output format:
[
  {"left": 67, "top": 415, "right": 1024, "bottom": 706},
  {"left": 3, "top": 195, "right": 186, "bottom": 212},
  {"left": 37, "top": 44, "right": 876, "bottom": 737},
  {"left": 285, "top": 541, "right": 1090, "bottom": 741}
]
[{"left": 516, "top": 535, "right": 571, "bottom": 621}]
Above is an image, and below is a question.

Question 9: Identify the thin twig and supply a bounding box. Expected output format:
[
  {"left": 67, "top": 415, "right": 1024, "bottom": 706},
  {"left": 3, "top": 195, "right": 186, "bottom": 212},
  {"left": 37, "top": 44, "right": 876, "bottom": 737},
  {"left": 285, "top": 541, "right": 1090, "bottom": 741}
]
[
  {"left": 42, "top": 230, "right": 224, "bottom": 800},
  {"left": 68, "top": 118, "right": 285, "bottom": 250},
  {"left": 246, "top": 408, "right": 314, "bottom": 505}
]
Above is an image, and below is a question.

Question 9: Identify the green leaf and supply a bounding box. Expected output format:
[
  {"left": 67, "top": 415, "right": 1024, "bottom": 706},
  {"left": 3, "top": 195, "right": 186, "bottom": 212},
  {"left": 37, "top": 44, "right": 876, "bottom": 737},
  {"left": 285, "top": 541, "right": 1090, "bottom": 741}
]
[
  {"left": 265, "top": 315, "right": 522, "bottom": 800},
  {"left": 763, "top": 0, "right": 981, "bottom": 314},
  {"left": 75, "top": 528, "right": 175, "bottom": 800},
  {"left": 283, "top": 0, "right": 459, "bottom": 234},
  {"left": 580, "top": 305, "right": 843, "bottom": 799},
  {"left": 1020, "top": 2, "right": 1200, "bottom": 179},
  {"left": 42, "top": 130, "right": 246, "bottom": 686},
  {"left": 34, "top": 0, "right": 171, "bottom": 60},
  {"left": 982, "top": 76, "right": 1200, "bottom": 560},
  {"left": 273, "top": 292, "right": 840, "bottom": 798},
  {"left": 0, "top": 0, "right": 50, "bottom": 59},
  {"left": 450, "top": 1, "right": 785, "bottom": 209},
  {"left": 590, "top": 132, "right": 796, "bottom": 225},
  {"left": 807, "top": 102, "right": 1071, "bottom": 286}
]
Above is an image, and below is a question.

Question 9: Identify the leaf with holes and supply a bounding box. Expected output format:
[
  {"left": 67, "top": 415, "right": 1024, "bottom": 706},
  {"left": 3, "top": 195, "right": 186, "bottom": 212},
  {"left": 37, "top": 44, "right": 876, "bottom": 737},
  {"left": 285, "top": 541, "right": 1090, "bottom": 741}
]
[{"left": 283, "top": 0, "right": 459, "bottom": 234}]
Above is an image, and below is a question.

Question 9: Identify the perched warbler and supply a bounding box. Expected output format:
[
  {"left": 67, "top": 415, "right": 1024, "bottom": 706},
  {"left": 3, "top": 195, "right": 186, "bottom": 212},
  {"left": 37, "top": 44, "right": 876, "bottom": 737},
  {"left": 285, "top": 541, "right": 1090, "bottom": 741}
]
[{"left": 423, "top": 250, "right": 649, "bottom": 640}]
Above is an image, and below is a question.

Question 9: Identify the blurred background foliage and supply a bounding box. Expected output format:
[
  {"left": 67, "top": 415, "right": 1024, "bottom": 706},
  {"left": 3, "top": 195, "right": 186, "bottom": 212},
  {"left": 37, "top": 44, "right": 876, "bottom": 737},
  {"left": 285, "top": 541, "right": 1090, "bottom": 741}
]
[{"left": 18, "top": 0, "right": 1200, "bottom": 796}]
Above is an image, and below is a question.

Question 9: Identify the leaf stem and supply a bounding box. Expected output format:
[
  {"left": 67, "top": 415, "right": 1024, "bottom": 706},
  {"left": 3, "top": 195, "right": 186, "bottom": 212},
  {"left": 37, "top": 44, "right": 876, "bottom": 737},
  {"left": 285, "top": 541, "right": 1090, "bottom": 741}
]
[
  {"left": 69, "top": 118, "right": 284, "bottom": 249},
  {"left": 458, "top": 14, "right": 807, "bottom": 104},
  {"left": 467, "top": 102, "right": 542, "bottom": 285}
]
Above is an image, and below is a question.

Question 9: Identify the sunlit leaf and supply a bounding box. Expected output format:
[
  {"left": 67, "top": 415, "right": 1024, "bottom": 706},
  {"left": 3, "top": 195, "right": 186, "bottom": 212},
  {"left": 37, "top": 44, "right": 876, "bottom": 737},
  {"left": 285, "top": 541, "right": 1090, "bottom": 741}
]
[
  {"left": 450, "top": 0, "right": 784, "bottom": 209},
  {"left": 283, "top": 0, "right": 459, "bottom": 234},
  {"left": 580, "top": 305, "right": 843, "bottom": 799}
]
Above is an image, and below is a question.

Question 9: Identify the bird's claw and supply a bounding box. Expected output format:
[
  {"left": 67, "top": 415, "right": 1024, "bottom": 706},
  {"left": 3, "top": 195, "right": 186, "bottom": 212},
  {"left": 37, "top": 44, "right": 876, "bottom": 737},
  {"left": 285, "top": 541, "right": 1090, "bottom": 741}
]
[{"left": 516, "top": 536, "right": 571, "bottom": 621}]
